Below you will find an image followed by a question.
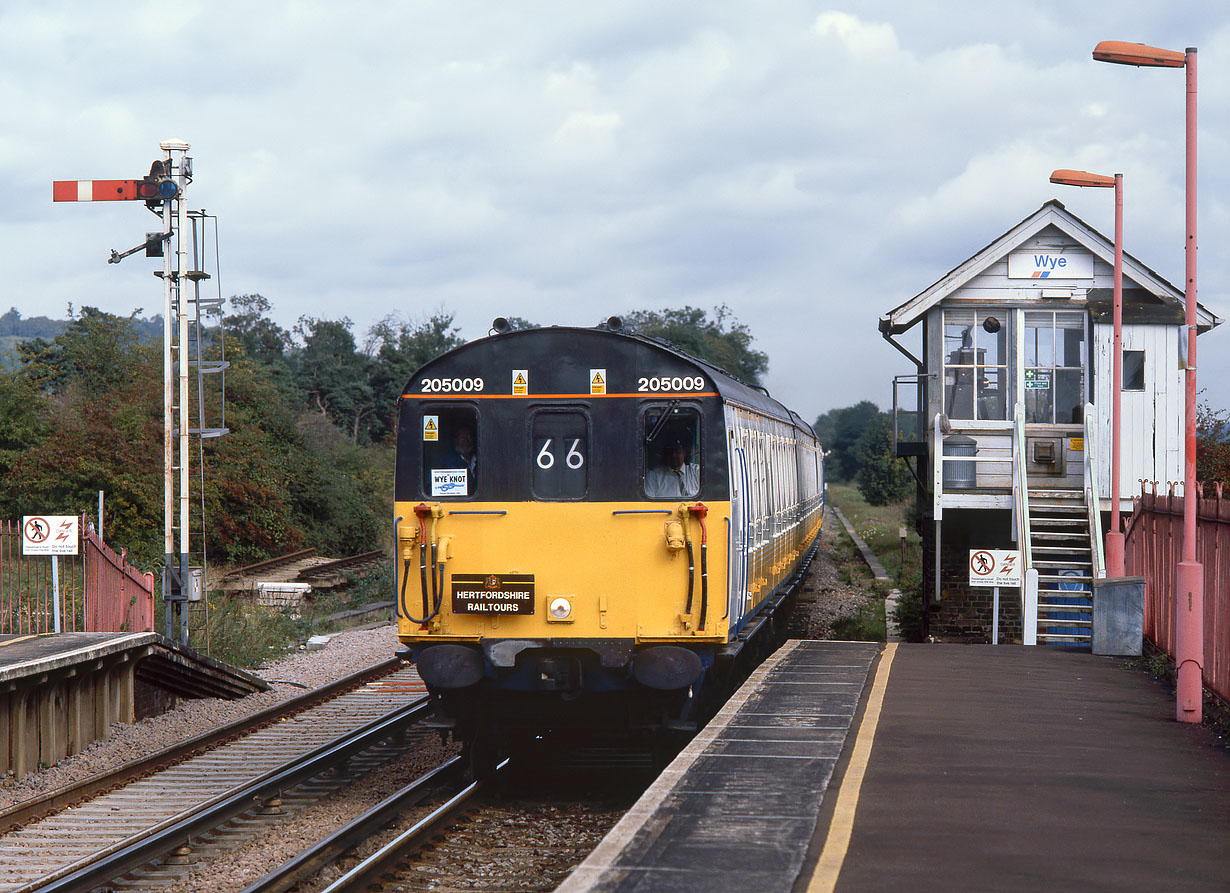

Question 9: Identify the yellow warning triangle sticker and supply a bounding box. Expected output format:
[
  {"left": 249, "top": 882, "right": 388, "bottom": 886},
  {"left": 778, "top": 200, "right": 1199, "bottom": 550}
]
[
  {"left": 514, "top": 372, "right": 526, "bottom": 385},
  {"left": 591, "top": 371, "right": 605, "bottom": 385},
  {"left": 424, "top": 419, "right": 437, "bottom": 431}
]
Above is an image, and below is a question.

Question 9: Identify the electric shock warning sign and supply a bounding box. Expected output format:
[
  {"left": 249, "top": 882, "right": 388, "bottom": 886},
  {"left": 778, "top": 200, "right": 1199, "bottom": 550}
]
[
  {"left": 590, "top": 369, "right": 606, "bottom": 394},
  {"left": 23, "top": 515, "right": 79, "bottom": 556},
  {"left": 512, "top": 370, "right": 528, "bottom": 395},
  {"left": 451, "top": 573, "right": 535, "bottom": 614},
  {"left": 969, "top": 549, "right": 1021, "bottom": 587}
]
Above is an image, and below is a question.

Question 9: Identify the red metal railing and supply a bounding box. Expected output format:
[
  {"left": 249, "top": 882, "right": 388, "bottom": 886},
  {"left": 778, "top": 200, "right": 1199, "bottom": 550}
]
[
  {"left": 83, "top": 523, "right": 156, "bottom": 633},
  {"left": 0, "top": 519, "right": 85, "bottom": 633},
  {"left": 0, "top": 517, "right": 154, "bottom": 634},
  {"left": 1124, "top": 482, "right": 1230, "bottom": 704}
]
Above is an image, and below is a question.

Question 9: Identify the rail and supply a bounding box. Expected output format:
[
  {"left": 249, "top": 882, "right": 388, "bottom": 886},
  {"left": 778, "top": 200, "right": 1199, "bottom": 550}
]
[
  {"left": 1082, "top": 402, "right": 1105, "bottom": 580},
  {"left": 319, "top": 760, "right": 507, "bottom": 892},
  {"left": 1124, "top": 482, "right": 1230, "bottom": 705},
  {"left": 0, "top": 657, "right": 403, "bottom": 844},
  {"left": 25, "top": 690, "right": 432, "bottom": 893},
  {"left": 1012, "top": 403, "right": 1039, "bottom": 644},
  {"left": 931, "top": 414, "right": 1013, "bottom": 520},
  {"left": 296, "top": 549, "right": 385, "bottom": 580},
  {"left": 241, "top": 755, "right": 466, "bottom": 893}
]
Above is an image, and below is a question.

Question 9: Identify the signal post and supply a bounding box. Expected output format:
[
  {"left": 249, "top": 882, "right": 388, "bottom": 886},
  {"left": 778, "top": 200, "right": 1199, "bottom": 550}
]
[{"left": 55, "top": 140, "right": 198, "bottom": 643}]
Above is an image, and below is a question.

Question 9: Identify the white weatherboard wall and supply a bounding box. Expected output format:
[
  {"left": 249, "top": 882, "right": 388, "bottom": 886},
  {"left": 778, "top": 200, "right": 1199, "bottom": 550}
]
[{"left": 1092, "top": 322, "right": 1184, "bottom": 506}]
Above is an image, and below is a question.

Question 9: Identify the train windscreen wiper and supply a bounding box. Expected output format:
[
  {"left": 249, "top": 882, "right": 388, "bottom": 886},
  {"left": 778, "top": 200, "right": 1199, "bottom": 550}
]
[{"left": 645, "top": 400, "right": 680, "bottom": 443}]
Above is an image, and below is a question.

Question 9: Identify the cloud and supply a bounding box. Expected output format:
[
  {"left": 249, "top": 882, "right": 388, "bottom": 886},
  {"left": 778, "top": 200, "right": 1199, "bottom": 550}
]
[{"left": 2, "top": 1, "right": 1228, "bottom": 421}]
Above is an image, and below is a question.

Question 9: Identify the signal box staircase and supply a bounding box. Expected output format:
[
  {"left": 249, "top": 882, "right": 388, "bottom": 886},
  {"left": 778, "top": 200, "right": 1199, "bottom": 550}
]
[{"left": 1027, "top": 487, "right": 1094, "bottom": 646}]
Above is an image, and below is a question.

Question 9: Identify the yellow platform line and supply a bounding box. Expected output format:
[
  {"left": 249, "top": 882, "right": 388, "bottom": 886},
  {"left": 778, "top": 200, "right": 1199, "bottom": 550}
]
[
  {"left": 0, "top": 635, "right": 38, "bottom": 648},
  {"left": 808, "top": 641, "right": 897, "bottom": 893}
]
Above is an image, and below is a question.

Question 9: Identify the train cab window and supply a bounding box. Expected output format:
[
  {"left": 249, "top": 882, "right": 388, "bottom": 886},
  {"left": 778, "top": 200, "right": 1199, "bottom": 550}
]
[
  {"left": 643, "top": 406, "right": 700, "bottom": 499},
  {"left": 421, "top": 408, "right": 478, "bottom": 497},
  {"left": 531, "top": 410, "right": 589, "bottom": 499}
]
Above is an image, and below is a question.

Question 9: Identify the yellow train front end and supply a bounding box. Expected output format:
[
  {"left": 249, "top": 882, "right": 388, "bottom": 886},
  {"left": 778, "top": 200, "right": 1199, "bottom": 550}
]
[
  {"left": 395, "top": 498, "right": 731, "bottom": 733},
  {"left": 393, "top": 325, "right": 822, "bottom": 750}
]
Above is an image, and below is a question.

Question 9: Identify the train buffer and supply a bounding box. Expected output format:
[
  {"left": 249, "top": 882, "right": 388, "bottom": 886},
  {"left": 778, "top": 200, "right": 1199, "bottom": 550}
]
[{"left": 561, "top": 640, "right": 1230, "bottom": 892}]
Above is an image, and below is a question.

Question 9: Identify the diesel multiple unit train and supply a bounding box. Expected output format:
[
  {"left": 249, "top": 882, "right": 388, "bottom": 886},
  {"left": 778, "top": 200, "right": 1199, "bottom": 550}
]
[{"left": 394, "top": 320, "right": 824, "bottom": 763}]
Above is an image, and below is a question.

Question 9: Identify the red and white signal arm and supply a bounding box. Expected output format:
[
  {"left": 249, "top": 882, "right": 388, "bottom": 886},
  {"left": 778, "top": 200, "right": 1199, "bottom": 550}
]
[
  {"left": 969, "top": 549, "right": 1021, "bottom": 587},
  {"left": 23, "top": 515, "right": 79, "bottom": 556}
]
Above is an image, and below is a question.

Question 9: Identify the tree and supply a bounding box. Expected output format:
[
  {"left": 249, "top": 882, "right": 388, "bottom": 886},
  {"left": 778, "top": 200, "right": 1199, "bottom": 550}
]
[
  {"left": 17, "top": 306, "right": 143, "bottom": 398},
  {"left": 853, "top": 414, "right": 913, "bottom": 506},
  {"left": 1197, "top": 400, "right": 1230, "bottom": 485},
  {"left": 622, "top": 305, "right": 768, "bottom": 385},
  {"left": 365, "top": 312, "right": 466, "bottom": 443},
  {"left": 815, "top": 401, "right": 882, "bottom": 482},
  {"left": 224, "top": 294, "right": 293, "bottom": 365},
  {"left": 0, "top": 314, "right": 164, "bottom": 561},
  {"left": 292, "top": 316, "right": 375, "bottom": 445}
]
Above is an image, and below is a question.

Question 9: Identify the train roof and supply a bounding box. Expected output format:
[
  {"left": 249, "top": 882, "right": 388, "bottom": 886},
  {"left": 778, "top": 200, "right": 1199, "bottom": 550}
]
[{"left": 407, "top": 323, "right": 815, "bottom": 434}]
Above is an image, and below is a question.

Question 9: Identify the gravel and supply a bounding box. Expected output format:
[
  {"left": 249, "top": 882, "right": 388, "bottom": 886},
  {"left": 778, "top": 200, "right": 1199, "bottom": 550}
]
[
  {"left": 792, "top": 524, "right": 881, "bottom": 639},
  {"left": 0, "top": 533, "right": 874, "bottom": 890},
  {"left": 0, "top": 624, "right": 402, "bottom": 811},
  {"left": 2, "top": 533, "right": 873, "bottom": 811}
]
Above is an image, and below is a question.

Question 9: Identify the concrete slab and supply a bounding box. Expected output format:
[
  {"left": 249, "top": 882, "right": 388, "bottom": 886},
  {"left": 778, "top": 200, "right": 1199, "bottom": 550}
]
[
  {"left": 559, "top": 640, "right": 879, "bottom": 893},
  {"left": 827, "top": 645, "right": 1230, "bottom": 891}
]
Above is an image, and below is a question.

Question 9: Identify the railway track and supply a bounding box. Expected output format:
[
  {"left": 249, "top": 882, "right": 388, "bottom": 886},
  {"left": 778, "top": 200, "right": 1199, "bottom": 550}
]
[
  {"left": 0, "top": 663, "right": 430, "bottom": 893},
  {"left": 243, "top": 757, "right": 633, "bottom": 893}
]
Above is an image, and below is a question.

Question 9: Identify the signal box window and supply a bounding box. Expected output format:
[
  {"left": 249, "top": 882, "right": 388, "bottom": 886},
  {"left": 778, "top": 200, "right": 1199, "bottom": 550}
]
[
  {"left": 1123, "top": 350, "right": 1146, "bottom": 391},
  {"left": 422, "top": 408, "right": 478, "bottom": 497},
  {"left": 531, "top": 410, "right": 589, "bottom": 499},
  {"left": 644, "top": 407, "right": 700, "bottom": 499}
]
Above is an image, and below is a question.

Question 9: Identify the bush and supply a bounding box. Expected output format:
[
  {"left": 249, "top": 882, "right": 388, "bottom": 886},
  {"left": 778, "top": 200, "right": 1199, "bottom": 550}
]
[
  {"left": 193, "top": 594, "right": 307, "bottom": 668},
  {"left": 853, "top": 416, "right": 912, "bottom": 506},
  {"left": 890, "top": 570, "right": 925, "bottom": 642}
]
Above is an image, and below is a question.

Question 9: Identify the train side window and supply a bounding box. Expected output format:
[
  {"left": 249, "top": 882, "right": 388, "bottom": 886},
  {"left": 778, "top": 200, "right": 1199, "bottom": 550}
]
[
  {"left": 644, "top": 406, "right": 700, "bottom": 499},
  {"left": 422, "top": 407, "right": 478, "bottom": 497},
  {"left": 532, "top": 410, "right": 589, "bottom": 499}
]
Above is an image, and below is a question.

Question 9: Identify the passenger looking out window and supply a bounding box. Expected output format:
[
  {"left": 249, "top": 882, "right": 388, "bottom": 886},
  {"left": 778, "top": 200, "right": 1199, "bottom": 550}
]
[
  {"left": 644, "top": 407, "right": 700, "bottom": 498},
  {"left": 441, "top": 425, "right": 477, "bottom": 478},
  {"left": 423, "top": 409, "right": 478, "bottom": 497}
]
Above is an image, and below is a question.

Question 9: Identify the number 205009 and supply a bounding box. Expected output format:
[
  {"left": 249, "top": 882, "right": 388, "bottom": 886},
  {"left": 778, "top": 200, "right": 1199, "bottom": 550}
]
[
  {"left": 420, "top": 377, "right": 484, "bottom": 393},
  {"left": 638, "top": 375, "right": 705, "bottom": 392}
]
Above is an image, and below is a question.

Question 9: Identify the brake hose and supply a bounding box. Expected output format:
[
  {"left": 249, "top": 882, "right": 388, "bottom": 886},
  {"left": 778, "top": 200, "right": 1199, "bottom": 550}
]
[
  {"left": 403, "top": 509, "right": 441, "bottom": 625},
  {"left": 691, "top": 504, "right": 709, "bottom": 630}
]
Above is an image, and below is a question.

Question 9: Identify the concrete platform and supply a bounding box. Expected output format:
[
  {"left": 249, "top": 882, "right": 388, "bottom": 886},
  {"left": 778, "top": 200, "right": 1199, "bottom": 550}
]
[
  {"left": 829, "top": 644, "right": 1230, "bottom": 891},
  {"left": 0, "top": 632, "right": 267, "bottom": 778},
  {"left": 559, "top": 640, "right": 879, "bottom": 892},
  {"left": 561, "top": 640, "right": 1230, "bottom": 892}
]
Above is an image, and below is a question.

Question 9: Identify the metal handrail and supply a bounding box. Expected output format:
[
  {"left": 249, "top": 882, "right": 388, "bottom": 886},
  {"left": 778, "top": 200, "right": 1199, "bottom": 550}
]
[
  {"left": 1083, "top": 402, "right": 1106, "bottom": 579},
  {"left": 1013, "top": 403, "right": 1038, "bottom": 645},
  {"left": 933, "top": 413, "right": 944, "bottom": 520},
  {"left": 1012, "top": 403, "right": 1032, "bottom": 581}
]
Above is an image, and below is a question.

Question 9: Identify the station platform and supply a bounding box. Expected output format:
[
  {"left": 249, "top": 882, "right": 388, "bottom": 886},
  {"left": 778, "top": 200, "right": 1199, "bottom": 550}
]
[
  {"left": 561, "top": 640, "right": 1230, "bottom": 892},
  {"left": 1, "top": 632, "right": 267, "bottom": 778}
]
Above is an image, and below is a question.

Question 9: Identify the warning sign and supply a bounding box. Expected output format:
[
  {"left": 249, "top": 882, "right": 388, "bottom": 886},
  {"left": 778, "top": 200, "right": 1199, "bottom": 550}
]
[
  {"left": 590, "top": 369, "right": 606, "bottom": 395},
  {"left": 512, "top": 370, "right": 528, "bottom": 395},
  {"left": 969, "top": 549, "right": 1021, "bottom": 587},
  {"left": 423, "top": 416, "right": 439, "bottom": 441},
  {"left": 23, "top": 515, "right": 79, "bottom": 556}
]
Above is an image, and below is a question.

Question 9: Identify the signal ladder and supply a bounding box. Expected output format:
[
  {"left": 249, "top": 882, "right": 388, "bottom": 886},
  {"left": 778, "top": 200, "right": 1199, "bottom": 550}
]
[{"left": 168, "top": 210, "right": 229, "bottom": 652}]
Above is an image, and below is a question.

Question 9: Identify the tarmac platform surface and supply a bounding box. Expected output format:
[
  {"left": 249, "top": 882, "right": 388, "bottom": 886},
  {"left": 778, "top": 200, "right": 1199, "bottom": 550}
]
[{"left": 561, "top": 640, "right": 1230, "bottom": 892}]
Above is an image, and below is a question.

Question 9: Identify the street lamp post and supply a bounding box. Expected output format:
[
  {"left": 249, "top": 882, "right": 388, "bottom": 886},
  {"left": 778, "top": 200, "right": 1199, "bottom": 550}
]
[
  {"left": 1093, "top": 40, "right": 1201, "bottom": 723},
  {"left": 1049, "top": 169, "right": 1125, "bottom": 578}
]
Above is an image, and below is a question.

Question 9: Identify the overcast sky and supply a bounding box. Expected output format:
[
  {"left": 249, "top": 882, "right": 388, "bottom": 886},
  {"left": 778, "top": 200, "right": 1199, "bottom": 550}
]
[{"left": 4, "top": 1, "right": 1228, "bottom": 423}]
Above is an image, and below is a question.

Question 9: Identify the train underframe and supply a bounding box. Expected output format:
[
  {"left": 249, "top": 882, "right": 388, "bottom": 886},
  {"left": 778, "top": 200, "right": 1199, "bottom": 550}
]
[{"left": 402, "top": 549, "right": 813, "bottom": 776}]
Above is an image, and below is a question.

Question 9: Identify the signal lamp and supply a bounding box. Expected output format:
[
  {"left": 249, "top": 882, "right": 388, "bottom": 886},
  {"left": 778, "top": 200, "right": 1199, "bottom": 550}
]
[{"left": 138, "top": 177, "right": 179, "bottom": 204}]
